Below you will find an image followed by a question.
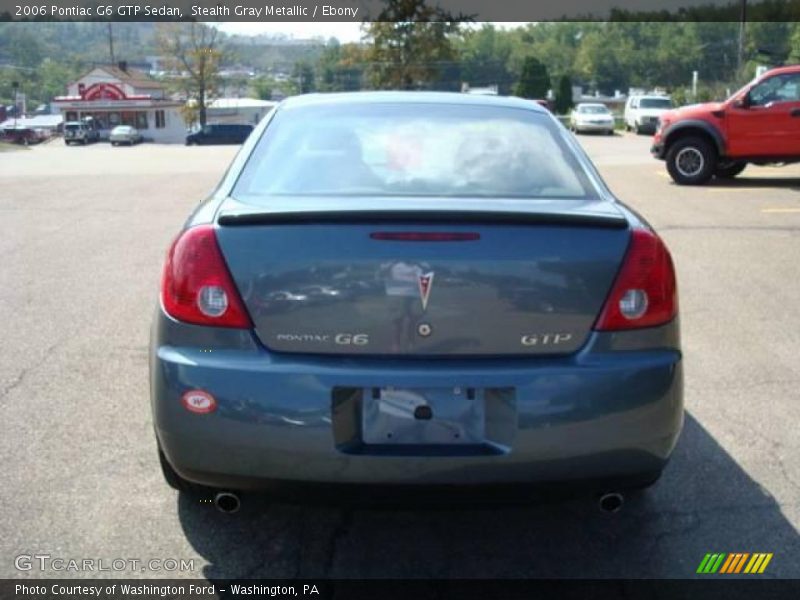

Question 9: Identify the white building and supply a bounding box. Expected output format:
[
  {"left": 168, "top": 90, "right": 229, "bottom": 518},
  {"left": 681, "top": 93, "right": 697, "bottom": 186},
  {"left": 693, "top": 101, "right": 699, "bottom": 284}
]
[
  {"left": 206, "top": 98, "right": 277, "bottom": 126},
  {"left": 53, "top": 63, "right": 185, "bottom": 143}
]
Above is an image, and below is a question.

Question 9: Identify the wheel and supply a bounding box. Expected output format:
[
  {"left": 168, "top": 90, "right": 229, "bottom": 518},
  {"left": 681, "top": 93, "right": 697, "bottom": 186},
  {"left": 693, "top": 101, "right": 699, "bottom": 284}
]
[
  {"left": 606, "top": 129, "right": 614, "bottom": 136},
  {"left": 634, "top": 121, "right": 642, "bottom": 135},
  {"left": 157, "top": 445, "right": 206, "bottom": 494},
  {"left": 111, "top": 142, "right": 117, "bottom": 146},
  {"left": 715, "top": 161, "right": 746, "bottom": 179},
  {"left": 665, "top": 136, "right": 716, "bottom": 185}
]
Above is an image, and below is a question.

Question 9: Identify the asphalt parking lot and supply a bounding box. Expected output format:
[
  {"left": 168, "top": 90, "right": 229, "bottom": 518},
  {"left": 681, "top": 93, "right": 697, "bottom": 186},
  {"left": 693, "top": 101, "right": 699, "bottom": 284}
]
[{"left": 1, "top": 133, "right": 798, "bottom": 579}]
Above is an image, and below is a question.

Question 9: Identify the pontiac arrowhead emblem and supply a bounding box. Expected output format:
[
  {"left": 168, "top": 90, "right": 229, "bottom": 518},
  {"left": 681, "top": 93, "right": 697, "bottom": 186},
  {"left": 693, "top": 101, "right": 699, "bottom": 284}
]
[{"left": 418, "top": 272, "right": 434, "bottom": 311}]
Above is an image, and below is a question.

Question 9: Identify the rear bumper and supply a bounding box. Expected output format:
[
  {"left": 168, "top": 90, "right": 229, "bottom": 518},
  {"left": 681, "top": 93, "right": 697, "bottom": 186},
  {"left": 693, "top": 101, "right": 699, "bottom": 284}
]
[
  {"left": 151, "top": 313, "right": 683, "bottom": 489},
  {"left": 574, "top": 123, "right": 614, "bottom": 133}
]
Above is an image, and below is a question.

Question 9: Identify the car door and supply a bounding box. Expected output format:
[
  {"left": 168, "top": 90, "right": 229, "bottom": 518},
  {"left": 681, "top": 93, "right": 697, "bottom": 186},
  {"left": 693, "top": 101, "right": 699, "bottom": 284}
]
[{"left": 726, "top": 72, "right": 800, "bottom": 157}]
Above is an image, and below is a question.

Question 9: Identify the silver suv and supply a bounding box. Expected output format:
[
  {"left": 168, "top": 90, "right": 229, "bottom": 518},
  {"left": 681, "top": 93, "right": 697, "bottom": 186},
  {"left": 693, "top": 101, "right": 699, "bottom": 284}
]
[{"left": 64, "top": 121, "right": 100, "bottom": 145}]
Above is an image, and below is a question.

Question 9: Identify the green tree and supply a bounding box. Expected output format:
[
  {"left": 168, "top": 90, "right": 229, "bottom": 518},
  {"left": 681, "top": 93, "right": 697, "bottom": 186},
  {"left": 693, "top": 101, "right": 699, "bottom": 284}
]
[
  {"left": 250, "top": 76, "right": 274, "bottom": 101},
  {"left": 554, "top": 74, "right": 573, "bottom": 114},
  {"left": 362, "top": 0, "right": 468, "bottom": 90},
  {"left": 157, "top": 23, "right": 224, "bottom": 127},
  {"left": 515, "top": 56, "right": 550, "bottom": 99},
  {"left": 457, "top": 24, "right": 514, "bottom": 93},
  {"left": 292, "top": 60, "right": 316, "bottom": 94}
]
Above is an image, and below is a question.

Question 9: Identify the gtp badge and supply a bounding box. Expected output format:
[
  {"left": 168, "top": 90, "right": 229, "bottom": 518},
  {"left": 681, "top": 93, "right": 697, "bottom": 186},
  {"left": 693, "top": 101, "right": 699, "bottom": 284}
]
[{"left": 418, "top": 272, "right": 434, "bottom": 311}]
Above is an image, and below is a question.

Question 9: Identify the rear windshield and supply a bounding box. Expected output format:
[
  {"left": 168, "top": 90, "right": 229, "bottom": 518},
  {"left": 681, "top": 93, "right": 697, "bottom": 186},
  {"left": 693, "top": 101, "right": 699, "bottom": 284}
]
[
  {"left": 578, "top": 105, "right": 610, "bottom": 114},
  {"left": 65, "top": 124, "right": 82, "bottom": 131},
  {"left": 233, "top": 102, "right": 597, "bottom": 200},
  {"left": 638, "top": 98, "right": 672, "bottom": 109}
]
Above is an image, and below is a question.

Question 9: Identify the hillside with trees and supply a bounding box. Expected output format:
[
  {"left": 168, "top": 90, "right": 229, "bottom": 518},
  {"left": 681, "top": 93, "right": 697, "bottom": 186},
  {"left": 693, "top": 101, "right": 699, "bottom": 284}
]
[{"left": 4, "top": 19, "right": 800, "bottom": 112}]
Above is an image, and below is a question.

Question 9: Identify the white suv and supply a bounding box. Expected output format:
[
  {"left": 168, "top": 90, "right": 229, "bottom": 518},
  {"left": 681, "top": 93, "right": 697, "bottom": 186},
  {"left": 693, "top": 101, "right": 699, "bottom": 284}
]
[
  {"left": 64, "top": 121, "right": 100, "bottom": 145},
  {"left": 624, "top": 95, "right": 673, "bottom": 134}
]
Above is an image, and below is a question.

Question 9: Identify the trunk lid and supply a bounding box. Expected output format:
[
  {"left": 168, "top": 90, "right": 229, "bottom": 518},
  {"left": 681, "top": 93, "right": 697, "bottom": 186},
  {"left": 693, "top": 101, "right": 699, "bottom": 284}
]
[{"left": 215, "top": 196, "right": 630, "bottom": 356}]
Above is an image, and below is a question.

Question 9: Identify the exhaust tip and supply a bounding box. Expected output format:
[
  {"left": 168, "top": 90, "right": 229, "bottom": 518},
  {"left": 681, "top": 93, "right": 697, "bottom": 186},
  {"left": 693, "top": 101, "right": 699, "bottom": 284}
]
[
  {"left": 598, "top": 492, "right": 624, "bottom": 514},
  {"left": 214, "top": 491, "right": 241, "bottom": 514}
]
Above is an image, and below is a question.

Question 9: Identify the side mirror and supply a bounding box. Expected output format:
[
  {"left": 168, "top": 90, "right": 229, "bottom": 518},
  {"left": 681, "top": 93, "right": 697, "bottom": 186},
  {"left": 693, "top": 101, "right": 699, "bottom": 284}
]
[{"left": 733, "top": 94, "right": 751, "bottom": 109}]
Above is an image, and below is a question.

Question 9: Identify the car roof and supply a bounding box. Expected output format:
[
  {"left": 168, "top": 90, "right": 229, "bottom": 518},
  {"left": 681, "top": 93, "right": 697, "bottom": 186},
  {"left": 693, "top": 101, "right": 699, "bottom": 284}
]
[
  {"left": 279, "top": 91, "right": 549, "bottom": 114},
  {"left": 762, "top": 64, "right": 800, "bottom": 77},
  {"left": 576, "top": 103, "right": 608, "bottom": 108}
]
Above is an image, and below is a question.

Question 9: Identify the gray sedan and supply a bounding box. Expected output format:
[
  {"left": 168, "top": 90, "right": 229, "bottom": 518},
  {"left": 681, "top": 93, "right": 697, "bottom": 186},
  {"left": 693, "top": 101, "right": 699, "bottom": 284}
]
[
  {"left": 109, "top": 125, "right": 142, "bottom": 146},
  {"left": 150, "top": 92, "right": 682, "bottom": 513}
]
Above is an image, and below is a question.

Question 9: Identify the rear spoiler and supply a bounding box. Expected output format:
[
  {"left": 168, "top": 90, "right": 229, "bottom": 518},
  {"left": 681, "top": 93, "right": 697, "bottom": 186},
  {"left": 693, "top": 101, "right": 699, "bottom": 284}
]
[{"left": 217, "top": 209, "right": 628, "bottom": 229}]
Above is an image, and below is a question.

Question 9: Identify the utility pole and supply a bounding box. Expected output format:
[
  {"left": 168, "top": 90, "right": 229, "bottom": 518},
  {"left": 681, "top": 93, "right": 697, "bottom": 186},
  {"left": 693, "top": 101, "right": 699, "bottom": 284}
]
[
  {"left": 108, "top": 23, "right": 115, "bottom": 64},
  {"left": 737, "top": 0, "right": 747, "bottom": 73},
  {"left": 12, "top": 81, "right": 19, "bottom": 128}
]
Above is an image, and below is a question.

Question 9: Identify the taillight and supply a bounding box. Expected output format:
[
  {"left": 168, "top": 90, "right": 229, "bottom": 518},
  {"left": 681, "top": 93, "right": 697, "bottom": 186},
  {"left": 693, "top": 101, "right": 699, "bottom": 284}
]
[
  {"left": 594, "top": 229, "right": 677, "bottom": 331},
  {"left": 160, "top": 225, "right": 252, "bottom": 328}
]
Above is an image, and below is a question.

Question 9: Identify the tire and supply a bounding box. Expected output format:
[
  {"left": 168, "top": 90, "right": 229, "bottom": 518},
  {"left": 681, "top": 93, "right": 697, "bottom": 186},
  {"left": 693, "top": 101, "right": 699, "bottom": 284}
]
[
  {"left": 665, "top": 136, "right": 717, "bottom": 185},
  {"left": 715, "top": 161, "right": 746, "bottom": 179}
]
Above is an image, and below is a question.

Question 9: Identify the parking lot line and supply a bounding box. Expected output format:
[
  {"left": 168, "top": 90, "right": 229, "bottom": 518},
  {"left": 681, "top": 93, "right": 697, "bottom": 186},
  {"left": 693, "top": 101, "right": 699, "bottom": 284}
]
[{"left": 761, "top": 207, "right": 800, "bottom": 213}]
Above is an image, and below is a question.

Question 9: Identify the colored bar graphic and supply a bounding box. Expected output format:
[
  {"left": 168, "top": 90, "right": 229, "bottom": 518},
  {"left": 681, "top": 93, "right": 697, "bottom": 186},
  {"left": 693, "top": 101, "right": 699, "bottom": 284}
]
[
  {"left": 744, "top": 555, "right": 759, "bottom": 573},
  {"left": 697, "top": 554, "right": 713, "bottom": 573},
  {"left": 703, "top": 552, "right": 774, "bottom": 575},
  {"left": 719, "top": 554, "right": 735, "bottom": 574},
  {"left": 702, "top": 553, "right": 725, "bottom": 573},
  {"left": 734, "top": 553, "right": 749, "bottom": 573},
  {"left": 758, "top": 553, "right": 773, "bottom": 573}
]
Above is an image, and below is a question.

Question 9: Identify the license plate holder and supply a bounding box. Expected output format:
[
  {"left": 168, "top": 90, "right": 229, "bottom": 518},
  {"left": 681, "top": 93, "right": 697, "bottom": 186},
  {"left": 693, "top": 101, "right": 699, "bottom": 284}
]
[{"left": 362, "top": 386, "right": 485, "bottom": 445}]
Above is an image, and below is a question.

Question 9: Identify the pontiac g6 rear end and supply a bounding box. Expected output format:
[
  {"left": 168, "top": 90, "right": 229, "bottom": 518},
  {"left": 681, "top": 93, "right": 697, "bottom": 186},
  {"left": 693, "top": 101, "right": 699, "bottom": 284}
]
[{"left": 150, "top": 93, "right": 682, "bottom": 497}]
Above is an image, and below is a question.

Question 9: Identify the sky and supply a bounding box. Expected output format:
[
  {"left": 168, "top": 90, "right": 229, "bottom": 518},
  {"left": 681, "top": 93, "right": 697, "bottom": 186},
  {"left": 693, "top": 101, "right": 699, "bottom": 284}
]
[{"left": 216, "top": 22, "right": 527, "bottom": 43}]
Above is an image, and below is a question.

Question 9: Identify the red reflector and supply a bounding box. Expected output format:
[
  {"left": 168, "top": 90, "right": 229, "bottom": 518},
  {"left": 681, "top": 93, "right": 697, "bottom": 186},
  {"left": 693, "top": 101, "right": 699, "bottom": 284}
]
[
  {"left": 370, "top": 232, "right": 480, "bottom": 242},
  {"left": 181, "top": 390, "right": 217, "bottom": 414},
  {"left": 594, "top": 228, "right": 678, "bottom": 331},
  {"left": 160, "top": 225, "right": 252, "bottom": 328}
]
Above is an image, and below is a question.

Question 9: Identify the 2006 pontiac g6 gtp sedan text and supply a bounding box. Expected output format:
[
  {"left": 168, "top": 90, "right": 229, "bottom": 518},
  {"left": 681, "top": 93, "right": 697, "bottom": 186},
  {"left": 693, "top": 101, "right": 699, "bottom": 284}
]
[{"left": 150, "top": 93, "right": 682, "bottom": 505}]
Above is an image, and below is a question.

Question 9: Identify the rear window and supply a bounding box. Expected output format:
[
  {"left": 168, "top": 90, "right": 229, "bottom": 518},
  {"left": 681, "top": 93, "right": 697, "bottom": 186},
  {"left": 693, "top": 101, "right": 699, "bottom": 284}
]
[
  {"left": 233, "top": 102, "right": 597, "bottom": 200},
  {"left": 638, "top": 98, "right": 672, "bottom": 109},
  {"left": 65, "top": 124, "right": 82, "bottom": 131}
]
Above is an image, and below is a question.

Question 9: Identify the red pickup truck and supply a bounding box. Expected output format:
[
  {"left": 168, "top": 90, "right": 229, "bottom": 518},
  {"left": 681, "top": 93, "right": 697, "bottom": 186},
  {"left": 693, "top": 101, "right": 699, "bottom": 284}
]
[{"left": 652, "top": 65, "right": 800, "bottom": 184}]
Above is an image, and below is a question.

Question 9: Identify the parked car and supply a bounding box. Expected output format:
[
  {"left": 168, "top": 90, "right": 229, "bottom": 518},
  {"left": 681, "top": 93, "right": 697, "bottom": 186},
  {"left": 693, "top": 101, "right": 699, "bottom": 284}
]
[
  {"left": 569, "top": 103, "right": 615, "bottom": 134},
  {"left": 185, "top": 123, "right": 253, "bottom": 146},
  {"left": 652, "top": 65, "right": 800, "bottom": 185},
  {"left": 1, "top": 126, "right": 47, "bottom": 145},
  {"left": 624, "top": 95, "right": 673, "bottom": 134},
  {"left": 152, "top": 92, "right": 682, "bottom": 511},
  {"left": 109, "top": 125, "right": 143, "bottom": 146},
  {"left": 64, "top": 121, "right": 99, "bottom": 145}
]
